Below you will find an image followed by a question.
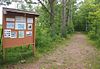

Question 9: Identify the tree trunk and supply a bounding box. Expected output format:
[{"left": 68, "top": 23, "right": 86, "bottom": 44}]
[
  {"left": 68, "top": 0, "right": 74, "bottom": 32},
  {"left": 61, "top": 0, "right": 67, "bottom": 37},
  {"left": 49, "top": 0, "right": 55, "bottom": 37},
  {"left": 68, "top": 0, "right": 71, "bottom": 25},
  {"left": 38, "top": 0, "right": 55, "bottom": 37}
]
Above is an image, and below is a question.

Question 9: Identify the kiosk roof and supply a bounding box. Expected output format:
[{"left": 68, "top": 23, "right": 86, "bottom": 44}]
[{"left": 3, "top": 7, "right": 39, "bottom": 16}]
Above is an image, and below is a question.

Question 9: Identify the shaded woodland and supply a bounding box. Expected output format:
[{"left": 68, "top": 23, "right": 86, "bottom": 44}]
[{"left": 0, "top": 0, "right": 100, "bottom": 65}]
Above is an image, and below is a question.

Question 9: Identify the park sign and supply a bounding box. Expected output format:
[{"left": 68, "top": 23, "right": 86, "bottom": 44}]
[{"left": 2, "top": 7, "right": 39, "bottom": 58}]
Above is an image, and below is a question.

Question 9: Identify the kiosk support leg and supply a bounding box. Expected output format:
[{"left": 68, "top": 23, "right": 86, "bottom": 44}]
[
  {"left": 2, "top": 48, "right": 6, "bottom": 62},
  {"left": 32, "top": 44, "right": 35, "bottom": 55}
]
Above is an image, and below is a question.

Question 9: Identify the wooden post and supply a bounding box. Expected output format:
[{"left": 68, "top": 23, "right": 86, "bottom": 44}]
[
  {"left": 1, "top": 28, "right": 6, "bottom": 62},
  {"left": 33, "top": 17, "right": 36, "bottom": 55},
  {"left": 32, "top": 44, "right": 35, "bottom": 56},
  {"left": 2, "top": 48, "right": 6, "bottom": 62}
]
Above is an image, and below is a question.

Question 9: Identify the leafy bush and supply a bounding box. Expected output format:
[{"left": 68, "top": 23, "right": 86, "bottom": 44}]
[
  {"left": 88, "top": 31, "right": 98, "bottom": 40},
  {"left": 96, "top": 38, "right": 100, "bottom": 48},
  {"left": 36, "top": 27, "right": 53, "bottom": 54}
]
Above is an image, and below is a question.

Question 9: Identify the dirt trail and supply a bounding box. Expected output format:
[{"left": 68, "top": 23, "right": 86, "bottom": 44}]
[{"left": 6, "top": 33, "right": 97, "bottom": 69}]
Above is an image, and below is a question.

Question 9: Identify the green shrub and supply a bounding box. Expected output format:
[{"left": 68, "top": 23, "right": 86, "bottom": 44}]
[
  {"left": 88, "top": 31, "right": 98, "bottom": 40},
  {"left": 36, "top": 27, "right": 53, "bottom": 54},
  {"left": 96, "top": 38, "right": 100, "bottom": 48}
]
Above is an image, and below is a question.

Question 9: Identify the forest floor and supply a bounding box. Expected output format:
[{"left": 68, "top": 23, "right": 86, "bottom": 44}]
[{"left": 3, "top": 33, "right": 100, "bottom": 69}]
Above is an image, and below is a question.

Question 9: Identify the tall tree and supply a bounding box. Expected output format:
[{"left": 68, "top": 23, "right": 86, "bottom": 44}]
[
  {"left": 67, "top": 0, "right": 75, "bottom": 33},
  {"left": 38, "top": 0, "right": 56, "bottom": 37},
  {"left": 48, "top": 0, "right": 55, "bottom": 37},
  {"left": 61, "top": 0, "right": 67, "bottom": 37}
]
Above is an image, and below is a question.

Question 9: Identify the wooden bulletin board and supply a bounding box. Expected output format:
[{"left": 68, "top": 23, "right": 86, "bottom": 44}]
[{"left": 2, "top": 8, "right": 39, "bottom": 49}]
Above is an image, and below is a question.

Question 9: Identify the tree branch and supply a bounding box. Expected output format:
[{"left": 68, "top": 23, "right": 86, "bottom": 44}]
[{"left": 38, "top": 0, "right": 51, "bottom": 14}]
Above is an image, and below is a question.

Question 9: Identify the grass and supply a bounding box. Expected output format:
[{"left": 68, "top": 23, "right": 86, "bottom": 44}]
[
  {"left": 86, "top": 34, "right": 100, "bottom": 69},
  {"left": 0, "top": 45, "right": 42, "bottom": 63}
]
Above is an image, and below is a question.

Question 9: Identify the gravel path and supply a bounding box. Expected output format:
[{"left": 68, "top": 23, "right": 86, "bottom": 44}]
[{"left": 5, "top": 33, "right": 97, "bottom": 69}]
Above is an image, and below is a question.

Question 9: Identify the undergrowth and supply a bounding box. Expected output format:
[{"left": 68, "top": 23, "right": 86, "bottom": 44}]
[{"left": 87, "top": 33, "right": 100, "bottom": 69}]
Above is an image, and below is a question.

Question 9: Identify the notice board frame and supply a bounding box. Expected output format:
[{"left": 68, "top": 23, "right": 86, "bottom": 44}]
[{"left": 2, "top": 8, "right": 39, "bottom": 61}]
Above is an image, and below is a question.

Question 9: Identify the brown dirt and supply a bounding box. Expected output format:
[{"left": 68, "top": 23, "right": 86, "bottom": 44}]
[{"left": 5, "top": 33, "right": 97, "bottom": 69}]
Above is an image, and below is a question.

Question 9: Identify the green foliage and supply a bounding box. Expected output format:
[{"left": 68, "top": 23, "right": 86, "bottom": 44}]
[
  {"left": 36, "top": 27, "right": 52, "bottom": 54},
  {"left": 88, "top": 31, "right": 97, "bottom": 40},
  {"left": 74, "top": 0, "right": 100, "bottom": 49}
]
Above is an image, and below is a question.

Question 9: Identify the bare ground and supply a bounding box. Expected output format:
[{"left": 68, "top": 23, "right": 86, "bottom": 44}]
[{"left": 4, "top": 33, "right": 98, "bottom": 69}]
